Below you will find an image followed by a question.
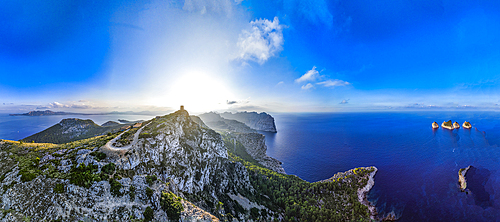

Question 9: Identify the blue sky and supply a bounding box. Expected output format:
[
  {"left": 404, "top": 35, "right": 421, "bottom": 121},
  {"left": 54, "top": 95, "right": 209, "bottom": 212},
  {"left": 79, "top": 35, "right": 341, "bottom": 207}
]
[{"left": 1, "top": 0, "right": 500, "bottom": 113}]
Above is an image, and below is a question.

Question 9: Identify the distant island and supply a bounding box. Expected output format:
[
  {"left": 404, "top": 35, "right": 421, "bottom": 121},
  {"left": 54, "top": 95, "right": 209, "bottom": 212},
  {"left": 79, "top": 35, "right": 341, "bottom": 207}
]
[
  {"left": 9, "top": 110, "right": 89, "bottom": 116},
  {"left": 9, "top": 110, "right": 163, "bottom": 116},
  {"left": 441, "top": 120, "right": 453, "bottom": 130},
  {"left": 434, "top": 120, "right": 472, "bottom": 130}
]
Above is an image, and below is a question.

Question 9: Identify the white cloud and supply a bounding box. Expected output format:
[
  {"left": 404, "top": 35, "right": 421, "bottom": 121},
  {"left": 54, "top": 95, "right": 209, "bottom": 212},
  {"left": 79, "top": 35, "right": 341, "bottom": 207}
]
[
  {"left": 295, "top": 66, "right": 320, "bottom": 83},
  {"left": 301, "top": 83, "right": 314, "bottom": 90},
  {"left": 276, "top": 81, "right": 284, "bottom": 86},
  {"left": 236, "top": 17, "right": 285, "bottom": 64},
  {"left": 317, "top": 79, "right": 350, "bottom": 87}
]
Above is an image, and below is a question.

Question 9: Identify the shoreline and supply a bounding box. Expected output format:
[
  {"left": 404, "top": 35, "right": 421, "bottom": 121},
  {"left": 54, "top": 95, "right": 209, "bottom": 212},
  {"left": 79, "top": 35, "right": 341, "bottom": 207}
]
[{"left": 357, "top": 166, "right": 378, "bottom": 220}]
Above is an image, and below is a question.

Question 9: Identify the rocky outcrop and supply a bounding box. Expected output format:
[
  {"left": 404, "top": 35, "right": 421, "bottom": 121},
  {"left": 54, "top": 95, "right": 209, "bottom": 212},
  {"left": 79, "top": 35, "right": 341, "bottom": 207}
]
[
  {"left": 432, "top": 122, "right": 439, "bottom": 129},
  {"left": 459, "top": 165, "right": 472, "bottom": 192},
  {"left": 453, "top": 122, "right": 460, "bottom": 129},
  {"left": 441, "top": 120, "right": 453, "bottom": 130},
  {"left": 320, "top": 167, "right": 382, "bottom": 220},
  {"left": 198, "top": 113, "right": 285, "bottom": 174},
  {"left": 0, "top": 145, "right": 218, "bottom": 221},
  {"left": 198, "top": 112, "right": 256, "bottom": 134},
  {"left": 220, "top": 112, "right": 277, "bottom": 132},
  {"left": 234, "top": 133, "right": 285, "bottom": 174},
  {"left": 463, "top": 121, "right": 472, "bottom": 129}
]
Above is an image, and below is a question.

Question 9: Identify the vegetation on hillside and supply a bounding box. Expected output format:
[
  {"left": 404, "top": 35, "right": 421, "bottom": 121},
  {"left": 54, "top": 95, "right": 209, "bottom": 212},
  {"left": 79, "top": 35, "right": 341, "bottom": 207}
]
[
  {"left": 21, "top": 119, "right": 124, "bottom": 144},
  {"left": 222, "top": 134, "right": 373, "bottom": 222}
]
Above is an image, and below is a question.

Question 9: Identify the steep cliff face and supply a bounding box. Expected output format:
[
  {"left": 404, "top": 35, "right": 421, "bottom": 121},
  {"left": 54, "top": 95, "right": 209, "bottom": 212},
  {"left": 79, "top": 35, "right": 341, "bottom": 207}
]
[
  {"left": 198, "top": 112, "right": 284, "bottom": 174},
  {"left": 103, "top": 110, "right": 264, "bottom": 220},
  {"left": 220, "top": 112, "right": 277, "bottom": 132},
  {"left": 234, "top": 133, "right": 285, "bottom": 174}
]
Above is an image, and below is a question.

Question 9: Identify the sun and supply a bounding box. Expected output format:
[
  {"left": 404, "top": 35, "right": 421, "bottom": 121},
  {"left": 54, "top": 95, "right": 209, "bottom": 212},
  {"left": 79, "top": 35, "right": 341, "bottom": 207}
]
[{"left": 150, "top": 71, "right": 235, "bottom": 113}]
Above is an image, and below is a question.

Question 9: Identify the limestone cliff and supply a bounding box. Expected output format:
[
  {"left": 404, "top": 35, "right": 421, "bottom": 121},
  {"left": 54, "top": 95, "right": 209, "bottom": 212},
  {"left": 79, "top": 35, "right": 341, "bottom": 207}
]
[
  {"left": 234, "top": 133, "right": 285, "bottom": 174},
  {"left": 198, "top": 112, "right": 285, "bottom": 174},
  {"left": 220, "top": 112, "right": 277, "bottom": 132}
]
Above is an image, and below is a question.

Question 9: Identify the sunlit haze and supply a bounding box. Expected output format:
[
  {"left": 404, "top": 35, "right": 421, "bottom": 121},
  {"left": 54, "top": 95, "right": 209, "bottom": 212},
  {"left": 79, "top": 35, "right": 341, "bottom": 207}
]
[{"left": 2, "top": 0, "right": 500, "bottom": 113}]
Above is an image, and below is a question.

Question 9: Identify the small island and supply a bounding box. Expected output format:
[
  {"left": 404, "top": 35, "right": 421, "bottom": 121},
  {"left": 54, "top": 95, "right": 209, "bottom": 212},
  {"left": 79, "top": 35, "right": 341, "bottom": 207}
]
[
  {"left": 441, "top": 120, "right": 454, "bottom": 130},
  {"left": 432, "top": 122, "right": 439, "bottom": 129},
  {"left": 453, "top": 122, "right": 460, "bottom": 129},
  {"left": 463, "top": 121, "right": 472, "bottom": 129},
  {"left": 459, "top": 166, "right": 472, "bottom": 192}
]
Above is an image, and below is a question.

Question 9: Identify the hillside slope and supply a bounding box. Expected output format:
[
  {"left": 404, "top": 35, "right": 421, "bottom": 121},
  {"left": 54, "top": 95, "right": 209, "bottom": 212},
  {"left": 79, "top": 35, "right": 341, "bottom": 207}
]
[
  {"left": 0, "top": 109, "right": 376, "bottom": 221},
  {"left": 22, "top": 118, "right": 124, "bottom": 144}
]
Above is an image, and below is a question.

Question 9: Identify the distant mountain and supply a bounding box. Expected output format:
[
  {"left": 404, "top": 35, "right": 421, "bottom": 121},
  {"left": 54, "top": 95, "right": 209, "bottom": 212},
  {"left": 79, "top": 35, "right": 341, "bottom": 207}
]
[
  {"left": 118, "top": 119, "right": 143, "bottom": 124},
  {"left": 198, "top": 112, "right": 256, "bottom": 133},
  {"left": 9, "top": 110, "right": 165, "bottom": 116},
  {"left": 101, "top": 121, "right": 121, "bottom": 127},
  {"left": 22, "top": 118, "right": 122, "bottom": 144},
  {"left": 9, "top": 110, "right": 86, "bottom": 116},
  {"left": 220, "top": 111, "right": 277, "bottom": 132}
]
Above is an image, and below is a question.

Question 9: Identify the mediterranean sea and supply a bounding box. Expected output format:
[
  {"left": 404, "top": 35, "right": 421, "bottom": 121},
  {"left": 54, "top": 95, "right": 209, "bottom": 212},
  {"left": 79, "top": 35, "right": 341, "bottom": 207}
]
[
  {"left": 3, "top": 111, "right": 500, "bottom": 221},
  {"left": 0, "top": 113, "right": 156, "bottom": 141},
  {"left": 261, "top": 112, "right": 500, "bottom": 221}
]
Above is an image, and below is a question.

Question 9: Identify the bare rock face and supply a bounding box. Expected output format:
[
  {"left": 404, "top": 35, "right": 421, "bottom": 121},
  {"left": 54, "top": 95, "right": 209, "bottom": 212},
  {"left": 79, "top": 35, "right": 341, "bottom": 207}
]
[
  {"left": 453, "top": 122, "right": 460, "bottom": 129},
  {"left": 220, "top": 112, "right": 277, "bottom": 133},
  {"left": 234, "top": 133, "right": 285, "bottom": 174},
  {"left": 198, "top": 112, "right": 285, "bottom": 174},
  {"left": 432, "top": 122, "right": 439, "bottom": 129}
]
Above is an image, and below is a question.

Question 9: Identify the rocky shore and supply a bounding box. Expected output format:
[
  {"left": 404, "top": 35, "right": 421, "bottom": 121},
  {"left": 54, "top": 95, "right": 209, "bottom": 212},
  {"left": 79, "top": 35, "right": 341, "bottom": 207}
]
[{"left": 357, "top": 167, "right": 378, "bottom": 220}]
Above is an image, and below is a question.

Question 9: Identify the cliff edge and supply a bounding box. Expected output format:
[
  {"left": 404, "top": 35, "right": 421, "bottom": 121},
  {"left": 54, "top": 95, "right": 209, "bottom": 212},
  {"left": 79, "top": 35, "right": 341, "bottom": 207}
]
[{"left": 220, "top": 112, "right": 277, "bottom": 132}]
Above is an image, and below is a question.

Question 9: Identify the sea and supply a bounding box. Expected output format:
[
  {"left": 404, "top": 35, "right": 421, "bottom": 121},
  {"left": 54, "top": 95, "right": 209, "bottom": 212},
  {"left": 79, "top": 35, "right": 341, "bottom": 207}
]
[
  {"left": 2, "top": 111, "right": 500, "bottom": 221},
  {"left": 0, "top": 113, "right": 156, "bottom": 141},
  {"left": 260, "top": 112, "right": 500, "bottom": 221}
]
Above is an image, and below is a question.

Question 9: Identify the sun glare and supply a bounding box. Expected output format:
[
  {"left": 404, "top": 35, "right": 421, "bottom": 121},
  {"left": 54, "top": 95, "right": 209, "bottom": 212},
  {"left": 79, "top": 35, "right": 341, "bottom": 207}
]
[{"left": 151, "top": 71, "right": 235, "bottom": 113}]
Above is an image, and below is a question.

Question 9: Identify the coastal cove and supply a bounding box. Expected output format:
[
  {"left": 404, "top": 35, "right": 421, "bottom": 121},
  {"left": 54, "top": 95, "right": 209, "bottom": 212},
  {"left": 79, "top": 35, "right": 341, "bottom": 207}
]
[{"left": 261, "top": 112, "right": 500, "bottom": 221}]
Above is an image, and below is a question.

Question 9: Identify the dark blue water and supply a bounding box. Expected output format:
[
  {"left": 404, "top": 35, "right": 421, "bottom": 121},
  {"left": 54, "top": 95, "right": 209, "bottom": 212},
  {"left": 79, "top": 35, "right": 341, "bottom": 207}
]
[
  {"left": 261, "top": 112, "right": 500, "bottom": 221},
  {"left": 0, "top": 114, "right": 155, "bottom": 141}
]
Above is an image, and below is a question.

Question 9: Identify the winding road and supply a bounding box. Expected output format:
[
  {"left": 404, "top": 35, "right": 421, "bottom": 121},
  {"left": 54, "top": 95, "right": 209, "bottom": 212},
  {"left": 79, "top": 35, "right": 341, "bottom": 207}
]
[{"left": 104, "top": 121, "right": 152, "bottom": 150}]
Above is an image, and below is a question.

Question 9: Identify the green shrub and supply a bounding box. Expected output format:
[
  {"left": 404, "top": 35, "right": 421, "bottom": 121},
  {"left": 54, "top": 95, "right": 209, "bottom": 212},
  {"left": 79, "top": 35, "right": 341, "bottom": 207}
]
[
  {"left": 143, "top": 206, "right": 154, "bottom": 222},
  {"left": 146, "top": 175, "right": 157, "bottom": 186},
  {"left": 130, "top": 185, "right": 136, "bottom": 201},
  {"left": 20, "top": 170, "right": 36, "bottom": 182},
  {"left": 102, "top": 163, "right": 115, "bottom": 175},
  {"left": 160, "top": 191, "right": 183, "bottom": 222},
  {"left": 250, "top": 207, "right": 260, "bottom": 219},
  {"left": 69, "top": 163, "right": 100, "bottom": 188},
  {"left": 146, "top": 187, "right": 154, "bottom": 199},
  {"left": 54, "top": 183, "right": 65, "bottom": 193},
  {"left": 90, "top": 152, "right": 107, "bottom": 161},
  {"left": 109, "top": 178, "right": 123, "bottom": 197}
]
